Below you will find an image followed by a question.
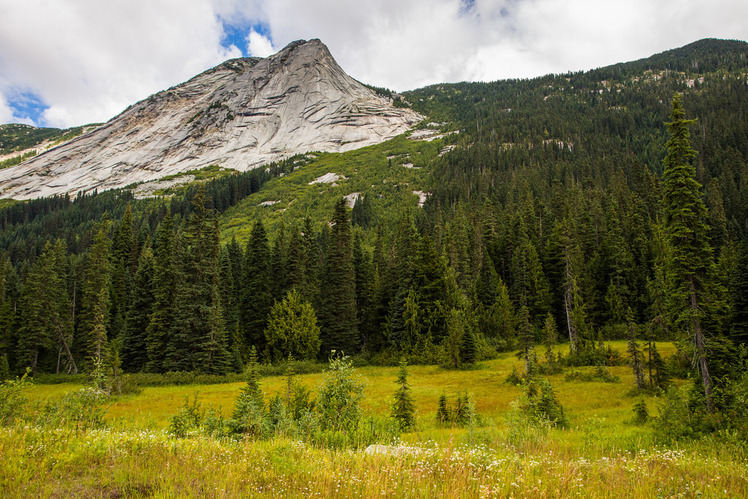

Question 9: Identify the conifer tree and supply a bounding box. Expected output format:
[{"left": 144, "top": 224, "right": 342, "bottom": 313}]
[
  {"left": 121, "top": 242, "right": 154, "bottom": 372},
  {"left": 646, "top": 338, "right": 668, "bottom": 390},
  {"left": 78, "top": 223, "right": 112, "bottom": 371},
  {"left": 166, "top": 188, "right": 230, "bottom": 373},
  {"left": 730, "top": 242, "right": 748, "bottom": 344},
  {"left": 18, "top": 240, "right": 75, "bottom": 373},
  {"left": 146, "top": 214, "right": 175, "bottom": 373},
  {"left": 626, "top": 309, "right": 645, "bottom": 390},
  {"left": 413, "top": 235, "right": 448, "bottom": 343},
  {"left": 241, "top": 220, "right": 273, "bottom": 357},
  {"left": 232, "top": 346, "right": 266, "bottom": 436},
  {"left": 391, "top": 359, "right": 416, "bottom": 431},
  {"left": 0, "top": 257, "right": 15, "bottom": 365},
  {"left": 662, "top": 93, "right": 715, "bottom": 412},
  {"left": 318, "top": 199, "right": 358, "bottom": 355},
  {"left": 109, "top": 204, "right": 135, "bottom": 340},
  {"left": 460, "top": 328, "right": 477, "bottom": 365},
  {"left": 353, "top": 232, "right": 376, "bottom": 351},
  {"left": 517, "top": 305, "right": 534, "bottom": 374},
  {"left": 542, "top": 312, "right": 559, "bottom": 366},
  {"left": 436, "top": 392, "right": 451, "bottom": 426}
]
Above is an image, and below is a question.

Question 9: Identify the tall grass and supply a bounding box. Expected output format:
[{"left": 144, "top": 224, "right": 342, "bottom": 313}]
[{"left": 7, "top": 341, "right": 747, "bottom": 497}]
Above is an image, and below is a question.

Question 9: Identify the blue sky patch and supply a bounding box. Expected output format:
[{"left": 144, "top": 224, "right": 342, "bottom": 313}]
[
  {"left": 7, "top": 90, "right": 48, "bottom": 127},
  {"left": 220, "top": 20, "right": 273, "bottom": 57}
]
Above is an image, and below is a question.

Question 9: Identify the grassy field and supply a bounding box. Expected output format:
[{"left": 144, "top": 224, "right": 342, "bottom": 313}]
[{"left": 4, "top": 341, "right": 748, "bottom": 497}]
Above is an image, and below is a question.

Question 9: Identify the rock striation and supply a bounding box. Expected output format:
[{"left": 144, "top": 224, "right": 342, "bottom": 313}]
[{"left": 0, "top": 39, "right": 421, "bottom": 199}]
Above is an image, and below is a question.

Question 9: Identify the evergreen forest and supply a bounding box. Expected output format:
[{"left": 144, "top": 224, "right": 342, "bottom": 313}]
[{"left": 1, "top": 38, "right": 747, "bottom": 428}]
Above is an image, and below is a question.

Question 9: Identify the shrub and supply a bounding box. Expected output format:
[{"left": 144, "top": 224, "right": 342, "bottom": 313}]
[
  {"left": 0, "top": 369, "right": 31, "bottom": 426},
  {"left": 435, "top": 392, "right": 474, "bottom": 428},
  {"left": 514, "top": 379, "right": 568, "bottom": 429},
  {"left": 633, "top": 398, "right": 649, "bottom": 424},
  {"left": 564, "top": 365, "right": 620, "bottom": 383},
  {"left": 38, "top": 387, "right": 107, "bottom": 431},
  {"left": 316, "top": 354, "right": 365, "bottom": 433}
]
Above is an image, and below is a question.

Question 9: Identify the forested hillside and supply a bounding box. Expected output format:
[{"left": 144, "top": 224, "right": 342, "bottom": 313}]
[{"left": 0, "top": 40, "right": 746, "bottom": 427}]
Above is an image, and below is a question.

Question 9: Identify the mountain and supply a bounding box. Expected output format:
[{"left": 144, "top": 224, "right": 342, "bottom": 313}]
[{"left": 0, "top": 39, "right": 421, "bottom": 200}]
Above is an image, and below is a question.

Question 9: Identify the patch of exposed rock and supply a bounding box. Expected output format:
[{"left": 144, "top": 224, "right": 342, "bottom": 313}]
[
  {"left": 0, "top": 39, "right": 421, "bottom": 200},
  {"left": 309, "top": 172, "right": 345, "bottom": 185}
]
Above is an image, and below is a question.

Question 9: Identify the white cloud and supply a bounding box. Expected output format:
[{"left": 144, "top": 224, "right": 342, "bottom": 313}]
[
  {"left": 0, "top": 96, "right": 17, "bottom": 125},
  {"left": 0, "top": 0, "right": 242, "bottom": 128},
  {"left": 0, "top": 0, "right": 746, "bottom": 127},
  {"left": 257, "top": 0, "right": 748, "bottom": 90},
  {"left": 247, "top": 30, "right": 276, "bottom": 57}
]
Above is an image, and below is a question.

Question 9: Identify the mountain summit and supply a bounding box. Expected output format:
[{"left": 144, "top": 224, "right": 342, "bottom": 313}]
[{"left": 0, "top": 39, "right": 422, "bottom": 200}]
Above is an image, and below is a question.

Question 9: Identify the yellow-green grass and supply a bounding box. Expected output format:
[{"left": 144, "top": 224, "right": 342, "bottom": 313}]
[
  {"left": 10, "top": 341, "right": 748, "bottom": 497},
  {"left": 25, "top": 341, "right": 675, "bottom": 437},
  {"left": 1, "top": 423, "right": 745, "bottom": 497}
]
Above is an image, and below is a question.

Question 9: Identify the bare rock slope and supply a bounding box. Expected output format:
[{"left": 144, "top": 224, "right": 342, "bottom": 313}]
[{"left": 0, "top": 39, "right": 421, "bottom": 199}]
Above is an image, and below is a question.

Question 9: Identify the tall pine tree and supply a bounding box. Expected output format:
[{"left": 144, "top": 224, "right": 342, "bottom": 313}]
[
  {"left": 318, "top": 199, "right": 358, "bottom": 355},
  {"left": 662, "top": 93, "right": 715, "bottom": 412}
]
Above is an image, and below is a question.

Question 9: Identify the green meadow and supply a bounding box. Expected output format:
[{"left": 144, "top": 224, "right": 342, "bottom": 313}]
[{"left": 3, "top": 341, "right": 747, "bottom": 498}]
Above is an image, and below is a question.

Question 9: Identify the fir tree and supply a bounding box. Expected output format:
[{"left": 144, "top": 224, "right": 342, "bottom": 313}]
[
  {"left": 662, "top": 93, "right": 715, "bottom": 412},
  {"left": 120, "top": 242, "right": 154, "bottom": 372},
  {"left": 318, "top": 199, "right": 358, "bottom": 355},
  {"left": 626, "top": 309, "right": 645, "bottom": 390},
  {"left": 18, "top": 240, "right": 74, "bottom": 373},
  {"left": 460, "top": 328, "right": 477, "bottom": 365},
  {"left": 232, "top": 346, "right": 266, "bottom": 436},
  {"left": 353, "top": 232, "right": 376, "bottom": 352},
  {"left": 542, "top": 312, "right": 559, "bottom": 367},
  {"left": 166, "top": 189, "right": 230, "bottom": 374},
  {"left": 145, "top": 214, "right": 175, "bottom": 373},
  {"left": 730, "top": 242, "right": 748, "bottom": 345},
  {"left": 391, "top": 359, "right": 416, "bottom": 431},
  {"left": 78, "top": 223, "right": 112, "bottom": 371},
  {"left": 517, "top": 305, "right": 534, "bottom": 375},
  {"left": 436, "top": 392, "right": 451, "bottom": 426},
  {"left": 241, "top": 220, "right": 273, "bottom": 357}
]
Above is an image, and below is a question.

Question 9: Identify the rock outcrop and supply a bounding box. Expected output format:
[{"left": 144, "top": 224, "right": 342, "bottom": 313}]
[{"left": 0, "top": 39, "right": 421, "bottom": 199}]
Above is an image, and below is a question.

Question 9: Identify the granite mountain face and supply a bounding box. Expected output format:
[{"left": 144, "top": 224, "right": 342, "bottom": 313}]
[{"left": 0, "top": 39, "right": 421, "bottom": 200}]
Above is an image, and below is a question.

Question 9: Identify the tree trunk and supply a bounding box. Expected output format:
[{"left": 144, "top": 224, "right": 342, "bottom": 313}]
[
  {"left": 690, "top": 275, "right": 714, "bottom": 413},
  {"left": 564, "top": 254, "right": 577, "bottom": 354}
]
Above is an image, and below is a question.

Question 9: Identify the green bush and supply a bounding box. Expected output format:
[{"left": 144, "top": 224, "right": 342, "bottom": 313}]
[
  {"left": 0, "top": 370, "right": 31, "bottom": 426},
  {"left": 316, "top": 355, "right": 365, "bottom": 433},
  {"left": 37, "top": 387, "right": 107, "bottom": 431}
]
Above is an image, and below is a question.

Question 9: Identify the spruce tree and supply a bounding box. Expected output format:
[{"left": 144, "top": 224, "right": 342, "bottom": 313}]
[
  {"left": 121, "top": 242, "right": 154, "bottom": 372},
  {"left": 18, "top": 240, "right": 74, "bottom": 373},
  {"left": 542, "top": 312, "right": 559, "bottom": 367},
  {"left": 626, "top": 309, "right": 645, "bottom": 391},
  {"left": 730, "top": 242, "right": 748, "bottom": 345},
  {"left": 460, "top": 328, "right": 477, "bottom": 365},
  {"left": 517, "top": 305, "right": 534, "bottom": 375},
  {"left": 413, "top": 235, "right": 448, "bottom": 343},
  {"left": 436, "top": 392, "right": 451, "bottom": 426},
  {"left": 318, "top": 199, "right": 358, "bottom": 355},
  {"left": 662, "top": 93, "right": 715, "bottom": 412},
  {"left": 353, "top": 232, "right": 376, "bottom": 352},
  {"left": 391, "top": 359, "right": 416, "bottom": 431},
  {"left": 146, "top": 214, "right": 175, "bottom": 373},
  {"left": 78, "top": 223, "right": 112, "bottom": 371},
  {"left": 166, "top": 189, "right": 230, "bottom": 373},
  {"left": 241, "top": 220, "right": 273, "bottom": 357}
]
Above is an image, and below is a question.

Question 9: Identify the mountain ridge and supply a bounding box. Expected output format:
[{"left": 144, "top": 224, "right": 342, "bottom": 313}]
[{"left": 0, "top": 39, "right": 421, "bottom": 200}]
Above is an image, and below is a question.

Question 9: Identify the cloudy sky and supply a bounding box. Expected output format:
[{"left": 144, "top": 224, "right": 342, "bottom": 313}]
[{"left": 1, "top": 0, "right": 746, "bottom": 128}]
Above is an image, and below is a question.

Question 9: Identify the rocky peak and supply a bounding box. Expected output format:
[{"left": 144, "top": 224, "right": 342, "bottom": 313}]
[{"left": 0, "top": 39, "right": 421, "bottom": 200}]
